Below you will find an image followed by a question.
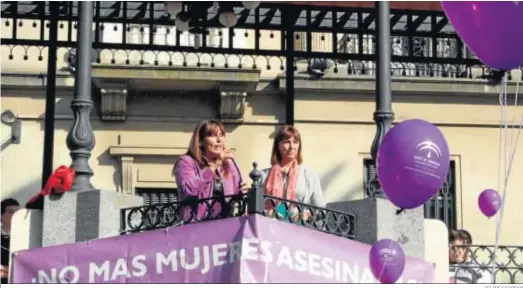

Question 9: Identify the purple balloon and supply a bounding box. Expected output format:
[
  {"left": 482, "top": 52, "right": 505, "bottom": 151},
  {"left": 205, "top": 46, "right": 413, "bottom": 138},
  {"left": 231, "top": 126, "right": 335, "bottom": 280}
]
[
  {"left": 478, "top": 189, "right": 502, "bottom": 218},
  {"left": 441, "top": 1, "right": 523, "bottom": 71},
  {"left": 369, "top": 239, "right": 406, "bottom": 284},
  {"left": 377, "top": 119, "right": 450, "bottom": 209}
]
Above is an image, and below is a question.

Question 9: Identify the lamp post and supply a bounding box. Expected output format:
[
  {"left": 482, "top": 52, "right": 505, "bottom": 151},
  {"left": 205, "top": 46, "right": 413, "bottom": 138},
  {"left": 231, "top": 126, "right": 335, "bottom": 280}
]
[
  {"left": 369, "top": 1, "right": 394, "bottom": 198},
  {"left": 66, "top": 1, "right": 96, "bottom": 192}
]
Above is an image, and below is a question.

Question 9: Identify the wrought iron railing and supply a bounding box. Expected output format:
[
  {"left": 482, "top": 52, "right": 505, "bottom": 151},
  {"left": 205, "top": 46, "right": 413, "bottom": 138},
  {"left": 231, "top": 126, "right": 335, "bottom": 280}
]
[
  {"left": 450, "top": 245, "right": 523, "bottom": 284},
  {"left": 120, "top": 193, "right": 248, "bottom": 232},
  {"left": 263, "top": 195, "right": 355, "bottom": 239},
  {"left": 120, "top": 162, "right": 357, "bottom": 240}
]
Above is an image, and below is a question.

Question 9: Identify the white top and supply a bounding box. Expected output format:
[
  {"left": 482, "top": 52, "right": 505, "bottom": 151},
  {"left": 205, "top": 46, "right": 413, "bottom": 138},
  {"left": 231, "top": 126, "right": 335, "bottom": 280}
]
[
  {"left": 449, "top": 263, "right": 493, "bottom": 284},
  {"left": 260, "top": 165, "right": 326, "bottom": 207}
]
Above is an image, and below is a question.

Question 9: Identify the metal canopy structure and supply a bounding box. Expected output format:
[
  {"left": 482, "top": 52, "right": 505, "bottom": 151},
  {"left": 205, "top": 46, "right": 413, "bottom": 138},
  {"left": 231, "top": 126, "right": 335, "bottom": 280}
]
[
  {"left": 3, "top": 1, "right": 480, "bottom": 65},
  {"left": 0, "top": 1, "right": 504, "bottom": 193}
]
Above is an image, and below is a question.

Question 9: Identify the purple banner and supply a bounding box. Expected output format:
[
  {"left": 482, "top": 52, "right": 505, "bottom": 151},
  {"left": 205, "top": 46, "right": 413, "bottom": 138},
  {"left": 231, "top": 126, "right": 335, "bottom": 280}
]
[{"left": 13, "top": 215, "right": 434, "bottom": 283}]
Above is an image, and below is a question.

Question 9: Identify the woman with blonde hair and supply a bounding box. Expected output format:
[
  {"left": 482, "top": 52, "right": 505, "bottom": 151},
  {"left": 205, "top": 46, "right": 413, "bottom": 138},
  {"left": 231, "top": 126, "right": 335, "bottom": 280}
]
[
  {"left": 261, "top": 125, "right": 325, "bottom": 221},
  {"left": 173, "top": 120, "right": 247, "bottom": 221}
]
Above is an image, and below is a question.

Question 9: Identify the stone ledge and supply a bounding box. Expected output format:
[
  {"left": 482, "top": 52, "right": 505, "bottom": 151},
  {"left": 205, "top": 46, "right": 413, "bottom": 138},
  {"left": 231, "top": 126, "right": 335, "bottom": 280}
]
[
  {"left": 109, "top": 146, "right": 236, "bottom": 157},
  {"left": 109, "top": 146, "right": 187, "bottom": 157},
  {"left": 92, "top": 64, "right": 261, "bottom": 91},
  {"left": 279, "top": 74, "right": 519, "bottom": 96},
  {"left": 0, "top": 72, "right": 75, "bottom": 90}
]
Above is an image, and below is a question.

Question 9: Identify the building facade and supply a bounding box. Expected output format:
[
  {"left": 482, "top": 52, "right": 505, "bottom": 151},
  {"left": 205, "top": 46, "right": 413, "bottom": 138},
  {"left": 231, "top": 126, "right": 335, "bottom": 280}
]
[{"left": 1, "top": 3, "right": 522, "bottom": 249}]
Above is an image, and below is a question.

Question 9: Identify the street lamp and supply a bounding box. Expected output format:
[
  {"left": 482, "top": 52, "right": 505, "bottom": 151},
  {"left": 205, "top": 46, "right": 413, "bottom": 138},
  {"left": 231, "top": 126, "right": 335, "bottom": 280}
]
[
  {"left": 166, "top": 1, "right": 257, "bottom": 30},
  {"left": 175, "top": 12, "right": 190, "bottom": 32},
  {"left": 164, "top": 1, "right": 182, "bottom": 17},
  {"left": 219, "top": 10, "right": 237, "bottom": 28},
  {"left": 242, "top": 1, "right": 260, "bottom": 10},
  {"left": 1, "top": 109, "right": 22, "bottom": 144}
]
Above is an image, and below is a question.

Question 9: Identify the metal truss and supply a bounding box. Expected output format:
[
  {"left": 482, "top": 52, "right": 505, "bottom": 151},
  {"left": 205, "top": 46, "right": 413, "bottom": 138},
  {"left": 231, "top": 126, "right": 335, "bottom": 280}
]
[{"left": 1, "top": 1, "right": 481, "bottom": 65}]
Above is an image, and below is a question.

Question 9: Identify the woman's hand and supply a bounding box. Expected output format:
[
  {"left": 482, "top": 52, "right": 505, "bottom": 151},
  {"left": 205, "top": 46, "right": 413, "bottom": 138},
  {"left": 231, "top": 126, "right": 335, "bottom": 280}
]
[
  {"left": 240, "top": 182, "right": 249, "bottom": 193},
  {"left": 220, "top": 148, "right": 234, "bottom": 160},
  {"left": 301, "top": 210, "right": 312, "bottom": 222},
  {"left": 290, "top": 209, "right": 312, "bottom": 223}
]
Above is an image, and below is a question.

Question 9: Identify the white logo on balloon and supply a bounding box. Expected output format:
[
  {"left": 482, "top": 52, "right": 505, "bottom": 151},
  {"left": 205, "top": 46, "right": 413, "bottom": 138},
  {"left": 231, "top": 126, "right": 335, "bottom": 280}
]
[
  {"left": 416, "top": 140, "right": 442, "bottom": 159},
  {"left": 379, "top": 248, "right": 396, "bottom": 264}
]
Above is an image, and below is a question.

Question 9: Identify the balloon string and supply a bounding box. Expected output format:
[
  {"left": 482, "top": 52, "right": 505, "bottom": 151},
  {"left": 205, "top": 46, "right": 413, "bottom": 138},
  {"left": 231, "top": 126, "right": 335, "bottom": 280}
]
[
  {"left": 401, "top": 214, "right": 410, "bottom": 283},
  {"left": 491, "top": 76, "right": 522, "bottom": 283},
  {"left": 377, "top": 233, "right": 397, "bottom": 283},
  {"left": 510, "top": 78, "right": 520, "bottom": 153},
  {"left": 496, "top": 81, "right": 505, "bottom": 193},
  {"left": 505, "top": 77, "right": 510, "bottom": 187},
  {"left": 493, "top": 76, "right": 507, "bottom": 281},
  {"left": 491, "top": 115, "right": 522, "bottom": 282},
  {"left": 377, "top": 211, "right": 407, "bottom": 283}
]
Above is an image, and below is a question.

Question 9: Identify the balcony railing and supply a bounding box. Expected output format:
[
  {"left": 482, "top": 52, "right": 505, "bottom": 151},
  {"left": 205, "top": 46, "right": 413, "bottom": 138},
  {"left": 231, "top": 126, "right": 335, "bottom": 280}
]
[
  {"left": 450, "top": 245, "right": 523, "bottom": 284},
  {"left": 120, "top": 162, "right": 357, "bottom": 242}
]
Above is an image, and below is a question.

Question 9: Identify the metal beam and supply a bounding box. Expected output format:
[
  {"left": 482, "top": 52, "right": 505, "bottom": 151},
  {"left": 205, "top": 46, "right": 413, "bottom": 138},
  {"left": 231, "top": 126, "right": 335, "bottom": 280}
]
[
  {"left": 410, "top": 14, "right": 429, "bottom": 31},
  {"left": 433, "top": 17, "right": 449, "bottom": 33},
  {"left": 335, "top": 11, "right": 353, "bottom": 30},
  {"left": 389, "top": 13, "right": 402, "bottom": 28},
  {"left": 311, "top": 10, "right": 328, "bottom": 28},
  {"left": 66, "top": 1, "right": 96, "bottom": 192},
  {"left": 362, "top": 13, "right": 376, "bottom": 29},
  {"left": 41, "top": 2, "right": 59, "bottom": 188},
  {"left": 369, "top": 1, "right": 394, "bottom": 198},
  {"left": 260, "top": 8, "right": 278, "bottom": 26},
  {"left": 284, "top": 7, "right": 295, "bottom": 125}
]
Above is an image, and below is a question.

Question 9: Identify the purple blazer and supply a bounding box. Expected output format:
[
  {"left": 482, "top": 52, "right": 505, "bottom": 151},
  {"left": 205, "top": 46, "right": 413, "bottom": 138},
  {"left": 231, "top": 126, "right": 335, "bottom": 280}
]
[{"left": 173, "top": 155, "right": 242, "bottom": 221}]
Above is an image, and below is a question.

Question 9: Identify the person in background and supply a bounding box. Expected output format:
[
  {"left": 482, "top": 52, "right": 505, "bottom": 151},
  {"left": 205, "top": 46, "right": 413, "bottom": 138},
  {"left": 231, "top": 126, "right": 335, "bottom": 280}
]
[
  {"left": 261, "top": 125, "right": 325, "bottom": 222},
  {"left": 448, "top": 229, "right": 492, "bottom": 284},
  {"left": 173, "top": 120, "right": 248, "bottom": 222},
  {"left": 1, "top": 198, "right": 20, "bottom": 284}
]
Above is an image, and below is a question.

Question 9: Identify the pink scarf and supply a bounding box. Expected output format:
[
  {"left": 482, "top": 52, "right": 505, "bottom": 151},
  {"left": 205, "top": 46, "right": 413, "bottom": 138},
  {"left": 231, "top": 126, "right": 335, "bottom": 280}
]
[{"left": 264, "top": 160, "right": 298, "bottom": 201}]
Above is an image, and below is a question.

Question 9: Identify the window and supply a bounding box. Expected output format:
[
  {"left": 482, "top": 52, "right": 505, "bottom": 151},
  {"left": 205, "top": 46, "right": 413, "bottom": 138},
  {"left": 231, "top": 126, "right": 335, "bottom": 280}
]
[
  {"left": 135, "top": 188, "right": 179, "bottom": 228},
  {"left": 363, "top": 159, "right": 457, "bottom": 230},
  {"left": 135, "top": 188, "right": 179, "bottom": 205}
]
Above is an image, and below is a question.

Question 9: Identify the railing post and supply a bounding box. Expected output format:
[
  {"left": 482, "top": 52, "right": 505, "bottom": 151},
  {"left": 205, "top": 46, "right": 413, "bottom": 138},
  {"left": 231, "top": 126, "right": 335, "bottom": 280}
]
[
  {"left": 369, "top": 1, "right": 395, "bottom": 198},
  {"left": 120, "top": 208, "right": 126, "bottom": 235},
  {"left": 247, "top": 162, "right": 264, "bottom": 214}
]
